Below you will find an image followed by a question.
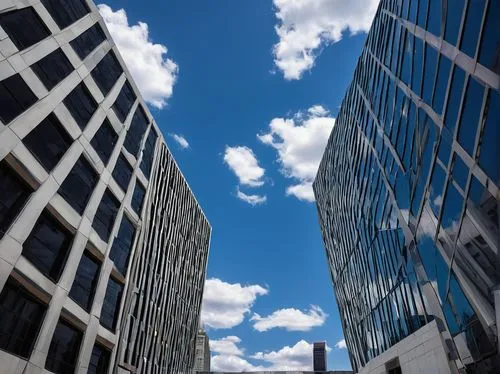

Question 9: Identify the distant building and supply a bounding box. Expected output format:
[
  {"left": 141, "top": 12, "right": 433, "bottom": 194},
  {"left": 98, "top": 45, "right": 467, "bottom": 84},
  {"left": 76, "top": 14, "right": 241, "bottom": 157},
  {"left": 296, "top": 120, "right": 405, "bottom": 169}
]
[
  {"left": 198, "top": 372, "right": 352, "bottom": 374},
  {"left": 313, "top": 342, "right": 327, "bottom": 372},
  {"left": 194, "top": 329, "right": 211, "bottom": 372}
]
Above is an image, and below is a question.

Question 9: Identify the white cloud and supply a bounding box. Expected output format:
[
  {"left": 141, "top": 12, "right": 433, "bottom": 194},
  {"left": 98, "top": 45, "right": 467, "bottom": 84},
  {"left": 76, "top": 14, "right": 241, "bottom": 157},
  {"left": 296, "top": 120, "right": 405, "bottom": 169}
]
[
  {"left": 335, "top": 338, "right": 347, "bottom": 349},
  {"left": 98, "top": 4, "right": 178, "bottom": 108},
  {"left": 258, "top": 105, "right": 335, "bottom": 202},
  {"left": 251, "top": 305, "right": 327, "bottom": 332},
  {"left": 201, "top": 278, "right": 268, "bottom": 329},
  {"left": 223, "top": 146, "right": 266, "bottom": 187},
  {"left": 272, "top": 0, "right": 379, "bottom": 79},
  {"left": 170, "top": 133, "right": 189, "bottom": 149},
  {"left": 212, "top": 354, "right": 264, "bottom": 372},
  {"left": 210, "top": 336, "right": 245, "bottom": 356},
  {"left": 252, "top": 340, "right": 331, "bottom": 371},
  {"left": 236, "top": 188, "right": 267, "bottom": 206}
]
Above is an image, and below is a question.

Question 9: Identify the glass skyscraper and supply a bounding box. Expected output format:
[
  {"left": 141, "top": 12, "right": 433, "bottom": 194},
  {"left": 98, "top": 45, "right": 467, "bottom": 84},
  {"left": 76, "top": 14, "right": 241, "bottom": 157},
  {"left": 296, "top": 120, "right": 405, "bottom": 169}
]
[{"left": 314, "top": 0, "right": 499, "bottom": 373}]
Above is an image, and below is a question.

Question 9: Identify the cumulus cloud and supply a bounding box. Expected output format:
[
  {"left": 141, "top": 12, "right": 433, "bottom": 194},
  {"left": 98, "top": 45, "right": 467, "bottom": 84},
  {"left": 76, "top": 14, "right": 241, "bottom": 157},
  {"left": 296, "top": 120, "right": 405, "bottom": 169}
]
[
  {"left": 258, "top": 105, "right": 335, "bottom": 202},
  {"left": 223, "top": 146, "right": 266, "bottom": 187},
  {"left": 212, "top": 354, "right": 263, "bottom": 372},
  {"left": 272, "top": 0, "right": 379, "bottom": 79},
  {"left": 251, "top": 305, "right": 327, "bottom": 332},
  {"left": 201, "top": 278, "right": 268, "bottom": 329},
  {"left": 236, "top": 188, "right": 267, "bottom": 206},
  {"left": 170, "top": 133, "right": 189, "bottom": 149},
  {"left": 98, "top": 4, "right": 178, "bottom": 108},
  {"left": 252, "top": 340, "right": 331, "bottom": 371},
  {"left": 210, "top": 336, "right": 245, "bottom": 356},
  {"left": 335, "top": 338, "right": 347, "bottom": 349}
]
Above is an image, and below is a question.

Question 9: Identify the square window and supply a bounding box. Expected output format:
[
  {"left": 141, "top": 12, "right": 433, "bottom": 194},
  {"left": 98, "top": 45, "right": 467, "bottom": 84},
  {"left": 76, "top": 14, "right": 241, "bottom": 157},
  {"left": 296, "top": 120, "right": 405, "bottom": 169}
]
[
  {"left": 109, "top": 216, "right": 136, "bottom": 274},
  {"left": 31, "top": 48, "right": 73, "bottom": 90},
  {"left": 0, "top": 162, "right": 32, "bottom": 239},
  {"left": 45, "top": 319, "right": 83, "bottom": 373},
  {"left": 90, "top": 118, "right": 118, "bottom": 166},
  {"left": 140, "top": 129, "right": 157, "bottom": 178},
  {"left": 70, "top": 23, "right": 106, "bottom": 60},
  {"left": 112, "top": 82, "right": 136, "bottom": 123},
  {"left": 124, "top": 106, "right": 149, "bottom": 157},
  {"left": 58, "top": 156, "right": 98, "bottom": 215},
  {"left": 131, "top": 182, "right": 146, "bottom": 214},
  {"left": 22, "top": 210, "right": 73, "bottom": 282},
  {"left": 0, "top": 74, "right": 38, "bottom": 124},
  {"left": 23, "top": 113, "right": 72, "bottom": 171},
  {"left": 458, "top": 77, "right": 485, "bottom": 156},
  {"left": 0, "top": 7, "right": 50, "bottom": 50},
  {"left": 91, "top": 51, "right": 123, "bottom": 96},
  {"left": 69, "top": 251, "right": 100, "bottom": 311},
  {"left": 112, "top": 154, "right": 133, "bottom": 192},
  {"left": 100, "top": 277, "right": 123, "bottom": 331},
  {"left": 63, "top": 82, "right": 98, "bottom": 130},
  {"left": 0, "top": 277, "right": 46, "bottom": 358},
  {"left": 41, "top": 0, "right": 90, "bottom": 30},
  {"left": 88, "top": 343, "right": 111, "bottom": 374},
  {"left": 92, "top": 189, "right": 120, "bottom": 242}
]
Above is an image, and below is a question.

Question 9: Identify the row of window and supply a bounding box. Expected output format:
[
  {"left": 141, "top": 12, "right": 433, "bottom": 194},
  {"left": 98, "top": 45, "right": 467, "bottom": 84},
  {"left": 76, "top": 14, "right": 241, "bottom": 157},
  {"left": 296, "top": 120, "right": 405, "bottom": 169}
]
[{"left": 0, "top": 277, "right": 111, "bottom": 373}]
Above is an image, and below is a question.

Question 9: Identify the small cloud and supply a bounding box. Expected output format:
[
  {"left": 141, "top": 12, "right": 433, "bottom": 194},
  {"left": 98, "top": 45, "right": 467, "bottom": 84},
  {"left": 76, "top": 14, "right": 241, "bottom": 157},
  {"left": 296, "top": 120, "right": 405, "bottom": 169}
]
[
  {"left": 223, "top": 146, "right": 266, "bottom": 187},
  {"left": 237, "top": 188, "right": 267, "bottom": 206},
  {"left": 210, "top": 336, "right": 245, "bottom": 356},
  {"left": 170, "top": 133, "right": 189, "bottom": 149},
  {"left": 334, "top": 339, "right": 347, "bottom": 349},
  {"left": 251, "top": 305, "right": 327, "bottom": 332}
]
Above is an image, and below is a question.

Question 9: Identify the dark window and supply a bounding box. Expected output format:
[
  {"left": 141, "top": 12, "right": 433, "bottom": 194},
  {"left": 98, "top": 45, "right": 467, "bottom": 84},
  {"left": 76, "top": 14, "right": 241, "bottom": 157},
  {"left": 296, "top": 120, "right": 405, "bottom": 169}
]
[
  {"left": 91, "top": 52, "right": 123, "bottom": 96},
  {"left": 432, "top": 55, "right": 452, "bottom": 115},
  {"left": 478, "top": 89, "right": 500, "bottom": 184},
  {"left": 92, "top": 189, "right": 120, "bottom": 242},
  {"left": 444, "top": 65, "right": 466, "bottom": 132},
  {"left": 444, "top": 0, "right": 465, "bottom": 45},
  {"left": 131, "top": 182, "right": 145, "bottom": 214},
  {"left": 0, "top": 162, "right": 32, "bottom": 239},
  {"left": 112, "top": 154, "right": 133, "bottom": 192},
  {"left": 70, "top": 23, "right": 106, "bottom": 60},
  {"left": 478, "top": 1, "right": 500, "bottom": 74},
  {"left": 101, "top": 277, "right": 123, "bottom": 331},
  {"left": 0, "top": 74, "right": 38, "bottom": 124},
  {"left": 422, "top": 44, "right": 438, "bottom": 105},
  {"left": 59, "top": 156, "right": 98, "bottom": 215},
  {"left": 124, "top": 106, "right": 149, "bottom": 157},
  {"left": 109, "top": 216, "right": 136, "bottom": 274},
  {"left": 140, "top": 129, "right": 157, "bottom": 177},
  {"left": 69, "top": 251, "right": 100, "bottom": 311},
  {"left": 90, "top": 118, "right": 118, "bottom": 166},
  {"left": 426, "top": 0, "right": 441, "bottom": 36},
  {"left": 460, "top": 0, "right": 486, "bottom": 58},
  {"left": 23, "top": 113, "right": 72, "bottom": 171},
  {"left": 41, "top": 0, "right": 90, "bottom": 30},
  {"left": 112, "top": 82, "right": 136, "bottom": 123},
  {"left": 88, "top": 343, "right": 111, "bottom": 374},
  {"left": 63, "top": 82, "right": 97, "bottom": 130},
  {"left": 22, "top": 210, "right": 73, "bottom": 282},
  {"left": 31, "top": 48, "right": 73, "bottom": 90},
  {"left": 0, "top": 7, "right": 50, "bottom": 50},
  {"left": 0, "top": 277, "right": 46, "bottom": 358},
  {"left": 45, "top": 319, "right": 83, "bottom": 373},
  {"left": 458, "top": 77, "right": 485, "bottom": 156}
]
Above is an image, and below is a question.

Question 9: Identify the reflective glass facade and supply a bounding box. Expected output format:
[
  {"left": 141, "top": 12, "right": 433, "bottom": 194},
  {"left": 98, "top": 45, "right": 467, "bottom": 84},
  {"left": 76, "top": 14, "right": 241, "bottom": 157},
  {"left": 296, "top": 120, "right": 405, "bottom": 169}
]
[{"left": 314, "top": 1, "right": 499, "bottom": 372}]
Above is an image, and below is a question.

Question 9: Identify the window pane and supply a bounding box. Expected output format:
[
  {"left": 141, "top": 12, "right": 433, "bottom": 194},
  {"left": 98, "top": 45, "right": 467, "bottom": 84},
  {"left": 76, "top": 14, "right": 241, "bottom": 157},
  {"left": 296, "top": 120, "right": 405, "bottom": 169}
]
[
  {"left": 101, "top": 278, "right": 123, "bottom": 331},
  {"left": 432, "top": 55, "right": 451, "bottom": 115},
  {"left": 444, "top": 0, "right": 465, "bottom": 45},
  {"left": 0, "top": 162, "right": 32, "bottom": 239},
  {"left": 444, "top": 65, "right": 466, "bottom": 132},
  {"left": 92, "top": 189, "right": 120, "bottom": 242},
  {"left": 91, "top": 51, "right": 123, "bottom": 96},
  {"left": 0, "top": 74, "right": 38, "bottom": 124},
  {"left": 70, "top": 23, "right": 106, "bottom": 60},
  {"left": 0, "top": 277, "right": 46, "bottom": 358},
  {"left": 112, "top": 154, "right": 133, "bottom": 192},
  {"left": 427, "top": 0, "right": 441, "bottom": 36},
  {"left": 91, "top": 118, "right": 118, "bottom": 166},
  {"left": 478, "top": 89, "right": 500, "bottom": 183},
  {"left": 88, "top": 343, "right": 111, "bottom": 374},
  {"left": 131, "top": 182, "right": 145, "bottom": 214},
  {"left": 478, "top": 0, "right": 500, "bottom": 74},
  {"left": 63, "top": 83, "right": 98, "bottom": 130},
  {"left": 458, "top": 77, "right": 485, "bottom": 157},
  {"left": 23, "top": 113, "right": 72, "bottom": 171},
  {"left": 412, "top": 39, "right": 424, "bottom": 97},
  {"left": 109, "top": 216, "right": 136, "bottom": 274},
  {"left": 140, "top": 129, "right": 157, "bottom": 177},
  {"left": 31, "top": 48, "right": 73, "bottom": 90},
  {"left": 460, "top": 0, "right": 486, "bottom": 58},
  {"left": 69, "top": 251, "right": 100, "bottom": 311},
  {"left": 0, "top": 7, "right": 50, "bottom": 50},
  {"left": 45, "top": 320, "right": 83, "bottom": 373},
  {"left": 417, "top": 0, "right": 429, "bottom": 28},
  {"left": 41, "top": 0, "right": 90, "bottom": 29},
  {"left": 112, "top": 82, "right": 136, "bottom": 123},
  {"left": 22, "top": 210, "right": 73, "bottom": 282},
  {"left": 124, "top": 106, "right": 149, "bottom": 157},
  {"left": 451, "top": 154, "right": 469, "bottom": 191},
  {"left": 422, "top": 44, "right": 438, "bottom": 105},
  {"left": 58, "top": 156, "right": 98, "bottom": 215}
]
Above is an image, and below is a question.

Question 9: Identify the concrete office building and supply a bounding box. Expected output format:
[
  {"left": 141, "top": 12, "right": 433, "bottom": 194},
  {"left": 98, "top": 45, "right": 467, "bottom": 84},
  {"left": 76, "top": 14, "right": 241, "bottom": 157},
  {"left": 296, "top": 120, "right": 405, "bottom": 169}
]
[
  {"left": 314, "top": 0, "right": 499, "bottom": 373},
  {"left": 194, "top": 329, "right": 211, "bottom": 372},
  {"left": 0, "top": 1, "right": 211, "bottom": 374},
  {"left": 313, "top": 342, "right": 327, "bottom": 372}
]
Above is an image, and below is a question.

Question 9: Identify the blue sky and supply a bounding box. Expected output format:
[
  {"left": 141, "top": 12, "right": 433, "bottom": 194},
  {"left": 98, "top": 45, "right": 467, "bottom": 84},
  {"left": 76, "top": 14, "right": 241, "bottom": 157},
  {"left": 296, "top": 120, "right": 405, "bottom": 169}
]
[{"left": 98, "top": 0, "right": 378, "bottom": 370}]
